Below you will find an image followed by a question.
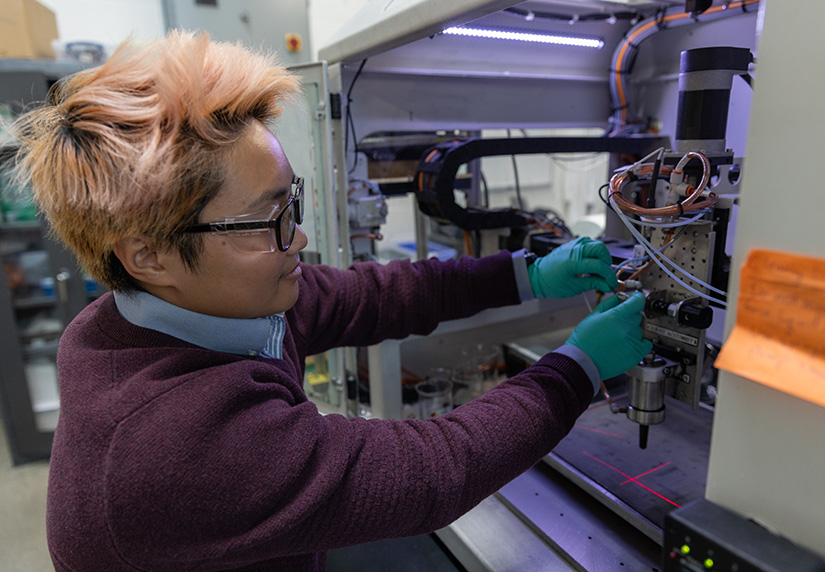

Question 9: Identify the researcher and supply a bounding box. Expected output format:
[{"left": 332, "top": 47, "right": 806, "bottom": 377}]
[{"left": 11, "top": 31, "right": 651, "bottom": 572}]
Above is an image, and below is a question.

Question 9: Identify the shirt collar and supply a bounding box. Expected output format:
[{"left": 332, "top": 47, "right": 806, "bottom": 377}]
[{"left": 113, "top": 290, "right": 285, "bottom": 358}]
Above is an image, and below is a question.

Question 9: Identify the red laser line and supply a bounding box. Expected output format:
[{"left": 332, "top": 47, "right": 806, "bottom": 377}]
[
  {"left": 582, "top": 451, "right": 681, "bottom": 507},
  {"left": 620, "top": 461, "right": 672, "bottom": 485},
  {"left": 574, "top": 425, "right": 629, "bottom": 440}
]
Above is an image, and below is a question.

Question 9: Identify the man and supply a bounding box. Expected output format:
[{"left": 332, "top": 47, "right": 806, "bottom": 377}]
[{"left": 12, "top": 31, "right": 650, "bottom": 571}]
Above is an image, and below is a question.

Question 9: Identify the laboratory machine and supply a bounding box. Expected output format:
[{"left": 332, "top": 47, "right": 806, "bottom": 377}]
[{"left": 254, "top": 0, "right": 825, "bottom": 569}]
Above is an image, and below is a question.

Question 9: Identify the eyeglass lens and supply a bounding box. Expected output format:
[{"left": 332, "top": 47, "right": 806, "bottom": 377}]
[{"left": 276, "top": 178, "right": 304, "bottom": 251}]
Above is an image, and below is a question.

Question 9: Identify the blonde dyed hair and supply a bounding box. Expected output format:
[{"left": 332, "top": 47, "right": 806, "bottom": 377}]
[{"left": 12, "top": 30, "right": 300, "bottom": 291}]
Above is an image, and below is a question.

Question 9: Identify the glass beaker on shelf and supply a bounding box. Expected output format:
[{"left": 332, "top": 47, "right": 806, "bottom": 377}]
[
  {"left": 416, "top": 371, "right": 453, "bottom": 419},
  {"left": 460, "top": 343, "right": 504, "bottom": 393},
  {"left": 452, "top": 366, "right": 483, "bottom": 406}
]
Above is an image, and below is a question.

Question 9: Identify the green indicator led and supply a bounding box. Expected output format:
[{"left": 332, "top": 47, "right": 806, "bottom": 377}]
[
  {"left": 680, "top": 545, "right": 690, "bottom": 555},
  {"left": 704, "top": 558, "right": 714, "bottom": 569}
]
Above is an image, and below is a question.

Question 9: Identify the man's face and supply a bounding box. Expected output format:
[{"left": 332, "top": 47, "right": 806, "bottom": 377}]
[{"left": 167, "top": 120, "right": 308, "bottom": 318}]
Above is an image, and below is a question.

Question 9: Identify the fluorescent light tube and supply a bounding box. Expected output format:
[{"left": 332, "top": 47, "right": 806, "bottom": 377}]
[{"left": 442, "top": 26, "right": 604, "bottom": 49}]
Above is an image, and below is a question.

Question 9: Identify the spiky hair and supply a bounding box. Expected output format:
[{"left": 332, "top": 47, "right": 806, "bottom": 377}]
[{"left": 12, "top": 30, "right": 300, "bottom": 291}]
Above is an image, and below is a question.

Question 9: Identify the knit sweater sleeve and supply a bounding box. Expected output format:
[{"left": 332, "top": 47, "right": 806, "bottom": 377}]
[
  {"left": 48, "top": 253, "right": 591, "bottom": 572},
  {"left": 290, "top": 250, "right": 521, "bottom": 355},
  {"left": 99, "top": 350, "right": 592, "bottom": 570}
]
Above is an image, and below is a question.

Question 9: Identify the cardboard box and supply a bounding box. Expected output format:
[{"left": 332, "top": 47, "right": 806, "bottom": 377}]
[{"left": 0, "top": 0, "right": 59, "bottom": 59}]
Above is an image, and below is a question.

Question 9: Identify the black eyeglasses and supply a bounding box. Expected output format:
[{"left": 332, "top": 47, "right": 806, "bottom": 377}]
[{"left": 184, "top": 176, "right": 304, "bottom": 253}]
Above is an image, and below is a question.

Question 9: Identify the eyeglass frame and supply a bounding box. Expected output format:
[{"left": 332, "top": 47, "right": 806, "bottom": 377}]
[{"left": 183, "top": 175, "right": 304, "bottom": 253}]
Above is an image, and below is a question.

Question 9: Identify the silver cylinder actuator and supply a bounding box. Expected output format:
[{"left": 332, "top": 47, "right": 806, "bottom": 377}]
[{"left": 626, "top": 355, "right": 671, "bottom": 449}]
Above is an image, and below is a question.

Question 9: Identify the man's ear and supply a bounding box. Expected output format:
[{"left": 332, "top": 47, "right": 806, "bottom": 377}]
[{"left": 112, "top": 237, "right": 176, "bottom": 287}]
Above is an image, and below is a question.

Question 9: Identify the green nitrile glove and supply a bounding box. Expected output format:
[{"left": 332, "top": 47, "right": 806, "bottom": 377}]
[
  {"left": 528, "top": 237, "right": 619, "bottom": 299},
  {"left": 565, "top": 292, "right": 653, "bottom": 380}
]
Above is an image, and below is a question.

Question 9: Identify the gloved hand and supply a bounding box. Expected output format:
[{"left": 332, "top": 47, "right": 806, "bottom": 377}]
[
  {"left": 528, "top": 237, "right": 618, "bottom": 299},
  {"left": 565, "top": 292, "right": 653, "bottom": 380}
]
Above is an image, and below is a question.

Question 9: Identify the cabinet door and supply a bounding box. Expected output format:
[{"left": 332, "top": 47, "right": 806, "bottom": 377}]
[{"left": 0, "top": 196, "right": 101, "bottom": 465}]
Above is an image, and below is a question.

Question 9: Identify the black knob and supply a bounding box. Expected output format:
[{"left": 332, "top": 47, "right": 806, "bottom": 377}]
[{"left": 678, "top": 304, "right": 713, "bottom": 329}]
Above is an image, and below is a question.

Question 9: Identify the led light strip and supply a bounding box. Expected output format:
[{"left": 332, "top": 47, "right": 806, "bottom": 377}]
[{"left": 443, "top": 26, "right": 604, "bottom": 49}]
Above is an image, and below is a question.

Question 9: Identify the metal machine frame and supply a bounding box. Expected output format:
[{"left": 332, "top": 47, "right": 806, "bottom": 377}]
[{"left": 282, "top": 0, "right": 825, "bottom": 568}]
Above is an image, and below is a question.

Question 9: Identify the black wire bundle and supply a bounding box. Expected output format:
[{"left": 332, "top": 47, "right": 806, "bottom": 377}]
[{"left": 344, "top": 59, "right": 368, "bottom": 173}]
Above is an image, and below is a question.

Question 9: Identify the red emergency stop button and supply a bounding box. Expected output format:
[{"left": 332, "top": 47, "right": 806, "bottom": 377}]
[{"left": 285, "top": 33, "right": 302, "bottom": 52}]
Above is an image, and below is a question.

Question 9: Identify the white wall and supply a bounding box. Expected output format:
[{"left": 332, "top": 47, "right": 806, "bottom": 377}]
[
  {"left": 308, "top": 0, "right": 369, "bottom": 59},
  {"left": 36, "top": 0, "right": 369, "bottom": 59},
  {"left": 38, "top": 0, "right": 166, "bottom": 54}
]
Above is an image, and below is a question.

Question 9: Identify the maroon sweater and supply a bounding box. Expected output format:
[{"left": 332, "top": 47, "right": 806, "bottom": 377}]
[{"left": 47, "top": 252, "right": 592, "bottom": 571}]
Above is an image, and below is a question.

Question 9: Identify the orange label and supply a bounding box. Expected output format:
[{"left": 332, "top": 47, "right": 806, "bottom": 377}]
[{"left": 715, "top": 249, "right": 825, "bottom": 407}]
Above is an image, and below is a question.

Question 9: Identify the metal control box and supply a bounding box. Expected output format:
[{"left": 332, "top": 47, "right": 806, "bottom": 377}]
[{"left": 664, "top": 499, "right": 825, "bottom": 572}]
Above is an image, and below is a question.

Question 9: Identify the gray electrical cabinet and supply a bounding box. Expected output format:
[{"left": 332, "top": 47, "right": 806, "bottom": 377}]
[{"left": 162, "top": 0, "right": 312, "bottom": 65}]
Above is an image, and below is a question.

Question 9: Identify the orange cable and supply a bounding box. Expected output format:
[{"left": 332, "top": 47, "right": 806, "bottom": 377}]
[
  {"left": 613, "top": 0, "right": 759, "bottom": 126},
  {"left": 464, "top": 231, "right": 473, "bottom": 256}
]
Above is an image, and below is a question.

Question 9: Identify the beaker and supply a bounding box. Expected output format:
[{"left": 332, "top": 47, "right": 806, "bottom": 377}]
[
  {"left": 460, "top": 343, "right": 504, "bottom": 392},
  {"left": 452, "top": 367, "right": 483, "bottom": 405},
  {"left": 416, "top": 379, "right": 453, "bottom": 419}
]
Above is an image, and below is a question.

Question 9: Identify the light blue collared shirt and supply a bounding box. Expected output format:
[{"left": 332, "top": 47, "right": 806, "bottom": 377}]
[{"left": 113, "top": 291, "right": 285, "bottom": 359}]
